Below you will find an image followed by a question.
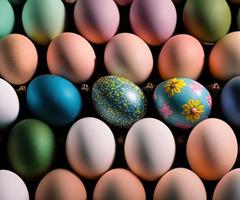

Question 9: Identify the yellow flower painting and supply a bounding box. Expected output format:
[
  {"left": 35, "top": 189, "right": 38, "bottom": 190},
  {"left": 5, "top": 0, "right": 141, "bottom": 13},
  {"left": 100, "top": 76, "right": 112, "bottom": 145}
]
[
  {"left": 182, "top": 99, "right": 204, "bottom": 123},
  {"left": 164, "top": 78, "right": 186, "bottom": 97}
]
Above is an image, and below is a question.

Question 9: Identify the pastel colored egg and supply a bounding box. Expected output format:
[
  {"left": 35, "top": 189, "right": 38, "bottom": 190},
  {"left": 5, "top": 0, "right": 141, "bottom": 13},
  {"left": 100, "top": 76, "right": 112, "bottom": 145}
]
[
  {"left": 221, "top": 76, "right": 240, "bottom": 127},
  {"left": 209, "top": 32, "right": 240, "bottom": 80},
  {"left": 114, "top": 0, "right": 133, "bottom": 6},
  {"left": 92, "top": 76, "right": 147, "bottom": 128},
  {"left": 183, "top": 0, "right": 231, "bottom": 43},
  {"left": 104, "top": 33, "right": 153, "bottom": 84},
  {"left": 8, "top": 0, "right": 26, "bottom": 5},
  {"left": 153, "top": 168, "right": 207, "bottom": 200},
  {"left": 22, "top": 0, "right": 65, "bottom": 45},
  {"left": 27, "top": 75, "right": 82, "bottom": 126},
  {"left": 0, "top": 34, "right": 38, "bottom": 85},
  {"left": 47, "top": 32, "right": 96, "bottom": 83},
  {"left": 0, "top": 78, "right": 19, "bottom": 129},
  {"left": 124, "top": 118, "right": 176, "bottom": 181},
  {"left": 213, "top": 169, "right": 240, "bottom": 200},
  {"left": 130, "top": 0, "right": 177, "bottom": 46},
  {"left": 7, "top": 119, "right": 55, "bottom": 178},
  {"left": 0, "top": 0, "right": 14, "bottom": 38},
  {"left": 158, "top": 34, "right": 204, "bottom": 80},
  {"left": 35, "top": 169, "right": 87, "bottom": 200},
  {"left": 0, "top": 170, "right": 29, "bottom": 200},
  {"left": 93, "top": 169, "right": 146, "bottom": 200},
  {"left": 74, "top": 0, "right": 120, "bottom": 44},
  {"left": 187, "top": 118, "right": 238, "bottom": 181},
  {"left": 153, "top": 78, "right": 212, "bottom": 129},
  {"left": 66, "top": 117, "right": 116, "bottom": 179}
]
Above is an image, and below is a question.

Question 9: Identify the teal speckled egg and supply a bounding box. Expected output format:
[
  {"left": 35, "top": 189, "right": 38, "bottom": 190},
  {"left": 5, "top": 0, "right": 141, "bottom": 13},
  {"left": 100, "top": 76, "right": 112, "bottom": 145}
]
[{"left": 92, "top": 76, "right": 147, "bottom": 128}]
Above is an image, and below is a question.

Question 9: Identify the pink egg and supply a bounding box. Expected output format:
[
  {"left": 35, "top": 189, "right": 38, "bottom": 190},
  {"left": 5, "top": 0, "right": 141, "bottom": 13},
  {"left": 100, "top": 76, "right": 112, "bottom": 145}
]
[
  {"left": 130, "top": 0, "right": 177, "bottom": 46},
  {"left": 47, "top": 32, "right": 96, "bottom": 83},
  {"left": 104, "top": 33, "right": 153, "bottom": 84},
  {"left": 158, "top": 34, "right": 204, "bottom": 80},
  {"left": 74, "top": 0, "right": 120, "bottom": 44},
  {"left": 114, "top": 0, "right": 133, "bottom": 6}
]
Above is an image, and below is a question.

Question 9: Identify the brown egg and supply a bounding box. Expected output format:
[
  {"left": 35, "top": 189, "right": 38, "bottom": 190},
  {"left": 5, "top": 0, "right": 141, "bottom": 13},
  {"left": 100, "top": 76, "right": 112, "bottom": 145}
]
[
  {"left": 186, "top": 118, "right": 238, "bottom": 181},
  {"left": 93, "top": 168, "right": 146, "bottom": 200},
  {"left": 158, "top": 34, "right": 204, "bottom": 80},
  {"left": 47, "top": 32, "right": 96, "bottom": 83},
  {"left": 0, "top": 34, "right": 38, "bottom": 85},
  {"left": 35, "top": 169, "right": 87, "bottom": 200},
  {"left": 153, "top": 168, "right": 207, "bottom": 200}
]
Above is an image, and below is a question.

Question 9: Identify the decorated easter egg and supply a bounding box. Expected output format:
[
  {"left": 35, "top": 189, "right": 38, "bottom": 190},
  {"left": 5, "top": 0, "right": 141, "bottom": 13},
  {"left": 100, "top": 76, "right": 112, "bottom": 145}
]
[
  {"left": 92, "top": 76, "right": 147, "bottom": 128},
  {"left": 66, "top": 117, "right": 116, "bottom": 179},
  {"left": 0, "top": 170, "right": 29, "bottom": 200},
  {"left": 130, "top": 0, "right": 177, "bottom": 45},
  {"left": 0, "top": 34, "right": 38, "bottom": 85},
  {"left": 0, "top": 78, "right": 19, "bottom": 129},
  {"left": 74, "top": 0, "right": 120, "bottom": 44},
  {"left": 153, "top": 78, "right": 212, "bottom": 129},
  {"left": 183, "top": 0, "right": 231, "bottom": 43},
  {"left": 35, "top": 169, "right": 87, "bottom": 200},
  {"left": 114, "top": 0, "right": 133, "bottom": 6},
  {"left": 27, "top": 75, "right": 82, "bottom": 126},
  {"left": 7, "top": 119, "right": 55, "bottom": 178},
  {"left": 0, "top": 0, "right": 14, "bottom": 38},
  {"left": 22, "top": 0, "right": 65, "bottom": 45},
  {"left": 47, "top": 32, "right": 96, "bottom": 83},
  {"left": 104, "top": 33, "right": 153, "bottom": 84}
]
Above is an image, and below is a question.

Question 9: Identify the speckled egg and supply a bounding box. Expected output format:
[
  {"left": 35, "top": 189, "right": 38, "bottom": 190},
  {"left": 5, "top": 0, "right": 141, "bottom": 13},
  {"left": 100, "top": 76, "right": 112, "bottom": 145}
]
[
  {"left": 153, "top": 78, "right": 212, "bottom": 129},
  {"left": 92, "top": 76, "right": 147, "bottom": 128}
]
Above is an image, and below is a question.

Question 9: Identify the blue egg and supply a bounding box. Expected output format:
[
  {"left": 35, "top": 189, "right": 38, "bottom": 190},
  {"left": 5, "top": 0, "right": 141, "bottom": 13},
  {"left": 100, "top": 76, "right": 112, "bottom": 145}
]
[
  {"left": 221, "top": 76, "right": 240, "bottom": 127},
  {"left": 27, "top": 74, "right": 82, "bottom": 126},
  {"left": 92, "top": 76, "right": 147, "bottom": 128},
  {"left": 153, "top": 78, "right": 212, "bottom": 129}
]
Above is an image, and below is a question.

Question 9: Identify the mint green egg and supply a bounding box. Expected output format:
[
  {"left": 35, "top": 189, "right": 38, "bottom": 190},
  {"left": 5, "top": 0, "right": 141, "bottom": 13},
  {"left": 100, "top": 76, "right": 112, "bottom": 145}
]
[
  {"left": 22, "top": 0, "right": 66, "bottom": 45},
  {"left": 0, "top": 0, "right": 15, "bottom": 38}
]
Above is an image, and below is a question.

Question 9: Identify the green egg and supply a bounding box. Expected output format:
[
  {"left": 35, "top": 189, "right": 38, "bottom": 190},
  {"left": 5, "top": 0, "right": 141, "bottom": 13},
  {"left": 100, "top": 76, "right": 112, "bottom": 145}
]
[
  {"left": 7, "top": 119, "right": 55, "bottom": 178},
  {"left": 0, "top": 0, "right": 15, "bottom": 38},
  {"left": 22, "top": 0, "right": 66, "bottom": 45},
  {"left": 183, "top": 0, "right": 231, "bottom": 43}
]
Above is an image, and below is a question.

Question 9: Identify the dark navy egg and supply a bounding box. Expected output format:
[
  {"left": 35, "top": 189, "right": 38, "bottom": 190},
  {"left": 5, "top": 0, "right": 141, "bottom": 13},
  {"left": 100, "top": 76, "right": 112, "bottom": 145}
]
[{"left": 92, "top": 76, "right": 147, "bottom": 128}]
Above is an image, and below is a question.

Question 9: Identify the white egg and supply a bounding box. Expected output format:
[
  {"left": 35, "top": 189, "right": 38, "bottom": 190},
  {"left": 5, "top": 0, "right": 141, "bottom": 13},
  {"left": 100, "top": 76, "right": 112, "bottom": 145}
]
[{"left": 0, "top": 78, "right": 19, "bottom": 129}]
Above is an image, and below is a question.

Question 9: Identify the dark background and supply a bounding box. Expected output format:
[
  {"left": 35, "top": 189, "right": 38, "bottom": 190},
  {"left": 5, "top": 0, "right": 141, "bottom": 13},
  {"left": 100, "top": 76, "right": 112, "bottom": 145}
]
[{"left": 0, "top": 1, "right": 240, "bottom": 199}]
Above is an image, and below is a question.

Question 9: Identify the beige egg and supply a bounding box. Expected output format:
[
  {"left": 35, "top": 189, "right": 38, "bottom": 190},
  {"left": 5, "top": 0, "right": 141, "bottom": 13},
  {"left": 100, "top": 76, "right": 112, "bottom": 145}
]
[
  {"left": 186, "top": 118, "right": 238, "bottom": 181},
  {"left": 104, "top": 33, "right": 153, "bottom": 84},
  {"left": 153, "top": 168, "right": 207, "bottom": 200},
  {"left": 47, "top": 32, "right": 96, "bottom": 83},
  {"left": 93, "top": 168, "right": 146, "bottom": 200},
  {"left": 35, "top": 169, "right": 87, "bottom": 200},
  {"left": 0, "top": 34, "right": 38, "bottom": 85}
]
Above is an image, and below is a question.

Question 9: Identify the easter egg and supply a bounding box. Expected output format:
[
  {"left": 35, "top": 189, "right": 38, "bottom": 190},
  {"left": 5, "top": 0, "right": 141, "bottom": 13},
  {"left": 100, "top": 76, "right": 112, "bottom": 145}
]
[
  {"left": 92, "top": 76, "right": 147, "bottom": 128},
  {"left": 0, "top": 170, "right": 29, "bottom": 200},
  {"left": 0, "top": 0, "right": 14, "bottom": 38},
  {"left": 0, "top": 34, "right": 38, "bottom": 85},
  {"left": 221, "top": 76, "right": 240, "bottom": 127},
  {"left": 187, "top": 118, "right": 238, "bottom": 181},
  {"left": 0, "top": 78, "right": 19, "bottom": 129},
  {"left": 27, "top": 75, "right": 82, "bottom": 126},
  {"left": 183, "top": 0, "right": 231, "bottom": 43},
  {"left": 93, "top": 169, "right": 146, "bottom": 200},
  {"left": 158, "top": 34, "right": 204, "bottom": 80},
  {"left": 153, "top": 78, "right": 212, "bottom": 129},
  {"left": 22, "top": 0, "right": 65, "bottom": 45},
  {"left": 74, "top": 0, "right": 120, "bottom": 44},
  {"left": 66, "top": 117, "right": 116, "bottom": 179},
  {"left": 104, "top": 33, "right": 153, "bottom": 84},
  {"left": 209, "top": 32, "right": 240, "bottom": 80},
  {"left": 213, "top": 169, "right": 240, "bottom": 200},
  {"left": 47, "top": 32, "right": 96, "bottom": 83},
  {"left": 130, "top": 0, "right": 177, "bottom": 46},
  {"left": 153, "top": 168, "right": 207, "bottom": 200},
  {"left": 114, "top": 0, "right": 133, "bottom": 6},
  {"left": 35, "top": 169, "right": 87, "bottom": 200},
  {"left": 7, "top": 119, "right": 55, "bottom": 178},
  {"left": 124, "top": 118, "right": 176, "bottom": 181}
]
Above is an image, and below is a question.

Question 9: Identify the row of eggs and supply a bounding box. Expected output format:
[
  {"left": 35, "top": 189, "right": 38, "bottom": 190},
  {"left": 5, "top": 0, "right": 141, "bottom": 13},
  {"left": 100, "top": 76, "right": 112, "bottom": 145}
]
[{"left": 1, "top": 116, "right": 240, "bottom": 200}]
